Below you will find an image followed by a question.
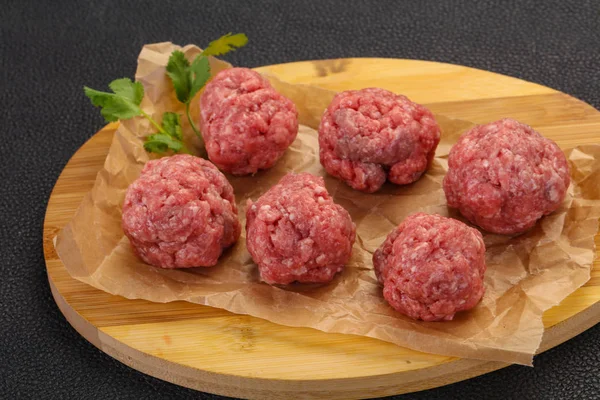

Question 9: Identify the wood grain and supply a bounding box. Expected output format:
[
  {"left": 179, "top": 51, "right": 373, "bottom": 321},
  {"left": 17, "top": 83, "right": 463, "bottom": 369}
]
[{"left": 44, "top": 58, "right": 600, "bottom": 399}]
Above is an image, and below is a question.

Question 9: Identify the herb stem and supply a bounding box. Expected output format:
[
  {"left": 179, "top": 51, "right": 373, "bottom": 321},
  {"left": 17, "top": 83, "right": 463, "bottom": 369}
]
[
  {"left": 185, "top": 103, "right": 203, "bottom": 139},
  {"left": 140, "top": 110, "right": 168, "bottom": 135}
]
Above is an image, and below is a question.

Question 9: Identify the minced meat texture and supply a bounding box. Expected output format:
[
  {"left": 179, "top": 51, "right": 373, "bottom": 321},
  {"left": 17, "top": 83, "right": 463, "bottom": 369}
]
[
  {"left": 373, "top": 213, "right": 486, "bottom": 322},
  {"left": 245, "top": 172, "right": 356, "bottom": 285},
  {"left": 443, "top": 118, "right": 570, "bottom": 235},
  {"left": 319, "top": 88, "right": 440, "bottom": 193},
  {"left": 121, "top": 154, "right": 241, "bottom": 268},
  {"left": 200, "top": 68, "right": 298, "bottom": 175}
]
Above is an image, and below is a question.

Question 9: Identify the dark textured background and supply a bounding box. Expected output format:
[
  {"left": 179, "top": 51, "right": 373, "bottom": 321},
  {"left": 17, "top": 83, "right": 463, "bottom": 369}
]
[{"left": 1, "top": 0, "right": 599, "bottom": 398}]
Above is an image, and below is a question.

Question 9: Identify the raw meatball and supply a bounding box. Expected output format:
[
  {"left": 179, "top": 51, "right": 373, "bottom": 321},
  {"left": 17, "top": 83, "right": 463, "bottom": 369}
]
[
  {"left": 122, "top": 154, "right": 241, "bottom": 268},
  {"left": 443, "top": 118, "right": 570, "bottom": 235},
  {"left": 319, "top": 88, "right": 441, "bottom": 193},
  {"left": 373, "top": 213, "right": 486, "bottom": 322},
  {"left": 200, "top": 67, "right": 299, "bottom": 175},
  {"left": 246, "top": 173, "right": 356, "bottom": 285}
]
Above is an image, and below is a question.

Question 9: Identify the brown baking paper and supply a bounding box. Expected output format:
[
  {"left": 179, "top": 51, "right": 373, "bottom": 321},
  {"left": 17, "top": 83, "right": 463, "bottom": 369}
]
[{"left": 55, "top": 42, "right": 600, "bottom": 365}]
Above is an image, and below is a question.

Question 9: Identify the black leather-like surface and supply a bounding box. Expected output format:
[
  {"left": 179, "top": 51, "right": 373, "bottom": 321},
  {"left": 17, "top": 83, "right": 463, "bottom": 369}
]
[{"left": 1, "top": 0, "right": 599, "bottom": 398}]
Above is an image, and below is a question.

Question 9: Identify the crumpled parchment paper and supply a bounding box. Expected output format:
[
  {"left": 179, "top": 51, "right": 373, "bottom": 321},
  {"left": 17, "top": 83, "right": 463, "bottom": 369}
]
[{"left": 55, "top": 42, "right": 600, "bottom": 365}]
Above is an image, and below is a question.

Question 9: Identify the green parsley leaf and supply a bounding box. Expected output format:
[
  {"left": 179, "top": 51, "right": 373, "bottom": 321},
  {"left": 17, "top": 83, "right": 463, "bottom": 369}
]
[
  {"left": 166, "top": 51, "right": 210, "bottom": 104},
  {"left": 143, "top": 137, "right": 169, "bottom": 153},
  {"left": 143, "top": 133, "right": 183, "bottom": 153},
  {"left": 189, "top": 55, "right": 211, "bottom": 101},
  {"left": 109, "top": 78, "right": 144, "bottom": 104},
  {"left": 83, "top": 78, "right": 144, "bottom": 122},
  {"left": 143, "top": 112, "right": 190, "bottom": 154},
  {"left": 161, "top": 112, "right": 183, "bottom": 140},
  {"left": 166, "top": 51, "right": 192, "bottom": 103},
  {"left": 202, "top": 32, "right": 248, "bottom": 57}
]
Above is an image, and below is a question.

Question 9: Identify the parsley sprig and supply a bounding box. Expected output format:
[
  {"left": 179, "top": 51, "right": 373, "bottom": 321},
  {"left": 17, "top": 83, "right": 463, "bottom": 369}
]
[
  {"left": 83, "top": 33, "right": 248, "bottom": 155},
  {"left": 166, "top": 33, "right": 248, "bottom": 139},
  {"left": 84, "top": 78, "right": 190, "bottom": 154}
]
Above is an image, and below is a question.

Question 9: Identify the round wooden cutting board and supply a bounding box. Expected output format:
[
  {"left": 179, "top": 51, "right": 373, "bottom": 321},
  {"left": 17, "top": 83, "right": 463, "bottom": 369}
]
[{"left": 44, "top": 58, "right": 600, "bottom": 399}]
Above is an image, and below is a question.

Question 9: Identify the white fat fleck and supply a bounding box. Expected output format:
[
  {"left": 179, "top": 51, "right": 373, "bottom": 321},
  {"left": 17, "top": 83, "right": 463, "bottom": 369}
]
[
  {"left": 317, "top": 197, "right": 325, "bottom": 204},
  {"left": 410, "top": 266, "right": 416, "bottom": 273},
  {"left": 316, "top": 254, "right": 326, "bottom": 264},
  {"left": 547, "top": 185, "right": 559, "bottom": 202},
  {"left": 482, "top": 160, "right": 489, "bottom": 168},
  {"left": 289, "top": 214, "right": 296, "bottom": 221},
  {"left": 260, "top": 205, "right": 271, "bottom": 212},
  {"left": 314, "top": 186, "right": 326, "bottom": 195}
]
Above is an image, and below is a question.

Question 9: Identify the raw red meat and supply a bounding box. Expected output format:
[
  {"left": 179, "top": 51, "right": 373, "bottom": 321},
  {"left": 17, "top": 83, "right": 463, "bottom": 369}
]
[
  {"left": 373, "top": 213, "right": 486, "bottom": 322},
  {"left": 121, "top": 154, "right": 241, "bottom": 268},
  {"left": 443, "top": 118, "right": 570, "bottom": 235},
  {"left": 246, "top": 172, "right": 356, "bottom": 285},
  {"left": 319, "top": 88, "right": 440, "bottom": 193},
  {"left": 200, "top": 68, "right": 298, "bottom": 175}
]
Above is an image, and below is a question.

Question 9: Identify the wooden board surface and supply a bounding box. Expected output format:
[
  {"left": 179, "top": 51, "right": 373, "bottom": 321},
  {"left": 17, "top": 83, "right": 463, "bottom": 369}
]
[{"left": 44, "top": 58, "right": 600, "bottom": 399}]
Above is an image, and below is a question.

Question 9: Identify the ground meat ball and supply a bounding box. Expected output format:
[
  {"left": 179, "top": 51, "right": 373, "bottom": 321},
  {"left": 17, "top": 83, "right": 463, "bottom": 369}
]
[
  {"left": 122, "top": 154, "right": 241, "bottom": 268},
  {"left": 318, "top": 88, "right": 441, "bottom": 193},
  {"left": 246, "top": 173, "right": 356, "bottom": 285},
  {"left": 443, "top": 118, "right": 570, "bottom": 235},
  {"left": 373, "top": 213, "right": 486, "bottom": 322},
  {"left": 200, "top": 67, "right": 299, "bottom": 175}
]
